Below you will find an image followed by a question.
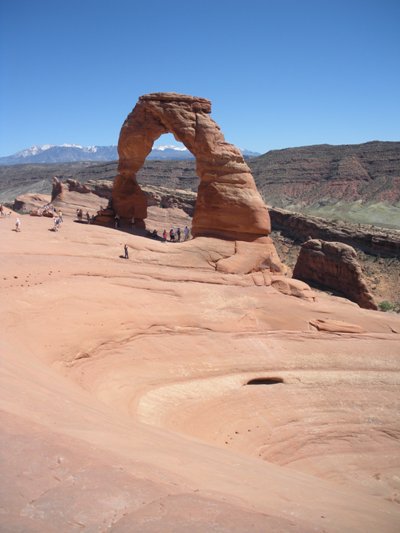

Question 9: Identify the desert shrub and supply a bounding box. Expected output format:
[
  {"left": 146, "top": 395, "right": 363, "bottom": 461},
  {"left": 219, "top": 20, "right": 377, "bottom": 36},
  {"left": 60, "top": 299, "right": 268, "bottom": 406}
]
[{"left": 378, "top": 300, "right": 395, "bottom": 312}]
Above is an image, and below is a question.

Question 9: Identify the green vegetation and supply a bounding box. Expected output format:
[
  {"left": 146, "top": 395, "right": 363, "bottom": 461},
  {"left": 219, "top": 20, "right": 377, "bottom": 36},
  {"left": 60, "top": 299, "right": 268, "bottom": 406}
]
[
  {"left": 378, "top": 300, "right": 396, "bottom": 312},
  {"left": 300, "top": 201, "right": 400, "bottom": 231}
]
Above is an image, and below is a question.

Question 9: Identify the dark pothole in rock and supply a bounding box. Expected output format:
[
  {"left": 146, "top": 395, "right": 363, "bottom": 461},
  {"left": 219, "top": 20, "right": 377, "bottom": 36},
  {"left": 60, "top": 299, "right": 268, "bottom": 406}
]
[{"left": 245, "top": 377, "right": 284, "bottom": 386}]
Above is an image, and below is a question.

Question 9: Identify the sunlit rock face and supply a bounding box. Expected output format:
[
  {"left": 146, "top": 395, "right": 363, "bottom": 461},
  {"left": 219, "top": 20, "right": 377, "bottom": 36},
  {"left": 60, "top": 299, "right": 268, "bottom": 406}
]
[
  {"left": 113, "top": 92, "right": 271, "bottom": 241},
  {"left": 293, "top": 239, "right": 378, "bottom": 310}
]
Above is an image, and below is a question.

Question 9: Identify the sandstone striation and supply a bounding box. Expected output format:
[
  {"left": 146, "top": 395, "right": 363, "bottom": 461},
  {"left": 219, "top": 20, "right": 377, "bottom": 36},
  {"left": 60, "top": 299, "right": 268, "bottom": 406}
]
[
  {"left": 251, "top": 141, "right": 400, "bottom": 207},
  {"left": 110, "top": 92, "right": 271, "bottom": 241},
  {"left": 293, "top": 239, "right": 378, "bottom": 309}
]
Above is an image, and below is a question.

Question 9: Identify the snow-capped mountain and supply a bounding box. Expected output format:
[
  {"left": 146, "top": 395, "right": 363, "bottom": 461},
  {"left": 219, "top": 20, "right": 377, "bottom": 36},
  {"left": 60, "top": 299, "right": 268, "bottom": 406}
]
[
  {"left": 0, "top": 144, "right": 118, "bottom": 165},
  {"left": 0, "top": 144, "right": 260, "bottom": 165}
]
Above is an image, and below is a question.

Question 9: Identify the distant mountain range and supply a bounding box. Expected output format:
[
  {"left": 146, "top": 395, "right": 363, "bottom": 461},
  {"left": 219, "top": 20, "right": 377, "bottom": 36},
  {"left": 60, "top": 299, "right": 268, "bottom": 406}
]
[{"left": 0, "top": 144, "right": 260, "bottom": 165}]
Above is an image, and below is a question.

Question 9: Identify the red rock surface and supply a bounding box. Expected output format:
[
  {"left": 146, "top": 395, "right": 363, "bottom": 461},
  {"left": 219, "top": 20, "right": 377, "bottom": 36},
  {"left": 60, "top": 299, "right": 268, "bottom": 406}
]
[
  {"left": 49, "top": 177, "right": 109, "bottom": 217},
  {"left": 112, "top": 93, "right": 271, "bottom": 242},
  {"left": 1, "top": 211, "right": 400, "bottom": 531},
  {"left": 293, "top": 239, "right": 378, "bottom": 309},
  {"left": 12, "top": 193, "right": 51, "bottom": 213}
]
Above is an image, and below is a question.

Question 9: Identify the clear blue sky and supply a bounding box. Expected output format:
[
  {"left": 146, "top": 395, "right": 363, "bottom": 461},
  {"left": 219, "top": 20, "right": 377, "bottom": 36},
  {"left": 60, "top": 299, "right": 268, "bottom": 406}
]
[{"left": 1, "top": 0, "right": 399, "bottom": 156}]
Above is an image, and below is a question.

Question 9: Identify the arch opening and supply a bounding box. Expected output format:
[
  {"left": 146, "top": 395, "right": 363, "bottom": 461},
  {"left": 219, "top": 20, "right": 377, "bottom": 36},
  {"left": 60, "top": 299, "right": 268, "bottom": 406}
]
[
  {"left": 134, "top": 134, "right": 198, "bottom": 240},
  {"left": 152, "top": 134, "right": 193, "bottom": 159}
]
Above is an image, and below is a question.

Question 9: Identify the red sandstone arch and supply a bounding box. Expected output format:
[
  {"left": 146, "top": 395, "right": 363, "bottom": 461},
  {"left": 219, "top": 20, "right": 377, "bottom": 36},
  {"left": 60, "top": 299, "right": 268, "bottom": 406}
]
[{"left": 112, "top": 92, "right": 271, "bottom": 241}]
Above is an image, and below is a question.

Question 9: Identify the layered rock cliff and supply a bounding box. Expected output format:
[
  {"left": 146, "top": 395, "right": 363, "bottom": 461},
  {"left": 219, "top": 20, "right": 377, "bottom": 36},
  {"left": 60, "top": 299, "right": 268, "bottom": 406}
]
[
  {"left": 269, "top": 207, "right": 400, "bottom": 258},
  {"left": 251, "top": 141, "right": 400, "bottom": 227},
  {"left": 251, "top": 141, "right": 400, "bottom": 205}
]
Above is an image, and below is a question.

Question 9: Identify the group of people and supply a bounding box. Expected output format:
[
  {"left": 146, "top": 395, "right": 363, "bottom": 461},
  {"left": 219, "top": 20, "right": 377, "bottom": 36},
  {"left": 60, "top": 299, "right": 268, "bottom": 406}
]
[
  {"left": 10, "top": 206, "right": 92, "bottom": 233},
  {"left": 38, "top": 203, "right": 56, "bottom": 216},
  {"left": 12, "top": 209, "right": 64, "bottom": 232},
  {"left": 77, "top": 209, "right": 93, "bottom": 224},
  {"left": 121, "top": 224, "right": 191, "bottom": 260},
  {"left": 162, "top": 226, "right": 190, "bottom": 242},
  {"left": 113, "top": 215, "right": 191, "bottom": 244}
]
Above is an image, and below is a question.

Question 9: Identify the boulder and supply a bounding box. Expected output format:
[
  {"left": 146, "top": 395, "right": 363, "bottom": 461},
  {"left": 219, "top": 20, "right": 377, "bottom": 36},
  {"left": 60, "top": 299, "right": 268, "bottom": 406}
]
[
  {"left": 13, "top": 193, "right": 51, "bottom": 213},
  {"left": 293, "top": 239, "right": 377, "bottom": 309}
]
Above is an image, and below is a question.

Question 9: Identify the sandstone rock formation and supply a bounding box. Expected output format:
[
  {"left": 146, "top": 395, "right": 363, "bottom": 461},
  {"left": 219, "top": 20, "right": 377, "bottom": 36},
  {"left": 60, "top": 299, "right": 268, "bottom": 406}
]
[
  {"left": 48, "top": 177, "right": 110, "bottom": 217},
  {"left": 12, "top": 193, "right": 51, "bottom": 213},
  {"left": 293, "top": 239, "right": 378, "bottom": 309},
  {"left": 51, "top": 177, "right": 98, "bottom": 199},
  {"left": 109, "top": 92, "right": 271, "bottom": 241},
  {"left": 51, "top": 177, "right": 114, "bottom": 201},
  {"left": 50, "top": 177, "right": 196, "bottom": 221}
]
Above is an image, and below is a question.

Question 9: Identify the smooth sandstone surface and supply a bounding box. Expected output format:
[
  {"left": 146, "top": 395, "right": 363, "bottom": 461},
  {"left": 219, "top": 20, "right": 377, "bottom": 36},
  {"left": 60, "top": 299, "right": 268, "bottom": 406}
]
[{"left": 1, "top": 212, "right": 400, "bottom": 532}]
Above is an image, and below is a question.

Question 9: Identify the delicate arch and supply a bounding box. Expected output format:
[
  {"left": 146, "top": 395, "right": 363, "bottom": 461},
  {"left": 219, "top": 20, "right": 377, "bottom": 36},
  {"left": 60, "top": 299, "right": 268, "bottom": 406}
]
[{"left": 112, "top": 93, "right": 271, "bottom": 241}]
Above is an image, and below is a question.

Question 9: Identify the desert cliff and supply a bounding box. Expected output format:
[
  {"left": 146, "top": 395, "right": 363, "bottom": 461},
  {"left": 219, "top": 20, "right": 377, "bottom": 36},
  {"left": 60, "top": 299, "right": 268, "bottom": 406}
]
[{"left": 251, "top": 141, "right": 400, "bottom": 227}]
